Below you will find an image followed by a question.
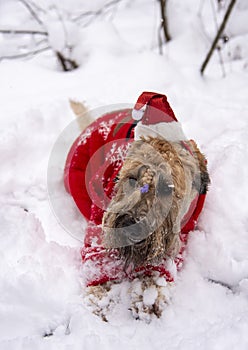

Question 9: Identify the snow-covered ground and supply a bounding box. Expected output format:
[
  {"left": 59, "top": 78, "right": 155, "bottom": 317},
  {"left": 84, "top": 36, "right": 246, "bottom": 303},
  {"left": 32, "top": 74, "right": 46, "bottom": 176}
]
[{"left": 1, "top": 0, "right": 248, "bottom": 349}]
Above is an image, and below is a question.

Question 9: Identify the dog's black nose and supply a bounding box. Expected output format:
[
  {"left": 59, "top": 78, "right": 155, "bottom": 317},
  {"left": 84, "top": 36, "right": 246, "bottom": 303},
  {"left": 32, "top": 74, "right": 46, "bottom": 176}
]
[
  {"left": 117, "top": 215, "right": 136, "bottom": 227},
  {"left": 114, "top": 215, "right": 148, "bottom": 245}
]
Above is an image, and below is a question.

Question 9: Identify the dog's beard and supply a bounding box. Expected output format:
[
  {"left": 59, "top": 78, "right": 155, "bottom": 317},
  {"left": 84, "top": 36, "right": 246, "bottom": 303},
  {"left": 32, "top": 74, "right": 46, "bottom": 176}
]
[
  {"left": 116, "top": 210, "right": 180, "bottom": 270},
  {"left": 103, "top": 191, "right": 181, "bottom": 269}
]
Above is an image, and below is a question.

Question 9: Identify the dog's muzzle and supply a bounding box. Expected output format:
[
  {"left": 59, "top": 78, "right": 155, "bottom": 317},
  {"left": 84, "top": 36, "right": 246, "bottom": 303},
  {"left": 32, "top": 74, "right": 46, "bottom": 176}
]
[{"left": 104, "top": 214, "right": 153, "bottom": 247}]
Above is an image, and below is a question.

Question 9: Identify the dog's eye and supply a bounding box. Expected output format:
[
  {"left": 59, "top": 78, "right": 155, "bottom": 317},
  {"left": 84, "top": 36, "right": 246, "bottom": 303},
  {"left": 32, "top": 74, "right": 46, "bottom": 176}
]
[
  {"left": 157, "top": 184, "right": 173, "bottom": 196},
  {"left": 157, "top": 175, "right": 173, "bottom": 196},
  {"left": 128, "top": 177, "right": 137, "bottom": 187}
]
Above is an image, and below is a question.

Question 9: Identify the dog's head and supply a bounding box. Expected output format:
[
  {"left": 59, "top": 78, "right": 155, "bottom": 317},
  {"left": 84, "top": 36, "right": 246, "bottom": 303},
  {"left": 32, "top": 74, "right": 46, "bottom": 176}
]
[{"left": 103, "top": 137, "right": 209, "bottom": 268}]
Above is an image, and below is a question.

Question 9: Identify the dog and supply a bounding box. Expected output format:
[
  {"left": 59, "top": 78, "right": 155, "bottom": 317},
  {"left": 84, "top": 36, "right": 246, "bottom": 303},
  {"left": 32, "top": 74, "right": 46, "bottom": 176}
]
[{"left": 65, "top": 92, "right": 210, "bottom": 322}]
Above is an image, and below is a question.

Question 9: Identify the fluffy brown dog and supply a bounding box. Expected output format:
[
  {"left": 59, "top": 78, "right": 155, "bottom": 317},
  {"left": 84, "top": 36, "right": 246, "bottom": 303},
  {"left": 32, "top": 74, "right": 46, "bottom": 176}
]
[
  {"left": 66, "top": 92, "right": 209, "bottom": 321},
  {"left": 97, "top": 139, "right": 209, "bottom": 321},
  {"left": 103, "top": 137, "right": 209, "bottom": 268}
]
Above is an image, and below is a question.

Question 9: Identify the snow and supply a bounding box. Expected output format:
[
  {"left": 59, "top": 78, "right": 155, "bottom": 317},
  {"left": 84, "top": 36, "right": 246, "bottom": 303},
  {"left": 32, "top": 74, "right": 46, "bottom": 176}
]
[
  {"left": 143, "top": 286, "right": 158, "bottom": 306},
  {"left": 1, "top": 0, "right": 248, "bottom": 349}
]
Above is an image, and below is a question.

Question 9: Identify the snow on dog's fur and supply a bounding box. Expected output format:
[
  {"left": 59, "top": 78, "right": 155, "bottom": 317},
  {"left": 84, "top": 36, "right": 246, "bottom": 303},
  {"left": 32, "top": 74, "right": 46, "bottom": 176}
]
[{"left": 68, "top": 93, "right": 210, "bottom": 322}]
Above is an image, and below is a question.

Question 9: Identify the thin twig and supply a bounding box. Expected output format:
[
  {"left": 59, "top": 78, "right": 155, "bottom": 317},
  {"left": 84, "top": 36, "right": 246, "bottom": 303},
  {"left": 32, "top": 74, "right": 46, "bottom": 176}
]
[
  {"left": 35, "top": 38, "right": 49, "bottom": 47},
  {"left": 0, "top": 46, "right": 50, "bottom": 61},
  {"left": 53, "top": 6, "right": 67, "bottom": 51},
  {"left": 27, "top": 0, "right": 46, "bottom": 14},
  {"left": 0, "top": 29, "right": 48, "bottom": 36},
  {"left": 18, "top": 0, "right": 44, "bottom": 26},
  {"left": 56, "top": 51, "right": 78, "bottom": 72},
  {"left": 200, "top": 0, "right": 237, "bottom": 75},
  {"left": 210, "top": 0, "right": 226, "bottom": 77},
  {"left": 207, "top": 278, "right": 234, "bottom": 292},
  {"left": 51, "top": 6, "right": 79, "bottom": 71},
  {"left": 158, "top": 26, "right": 163, "bottom": 55},
  {"left": 73, "top": 0, "right": 122, "bottom": 22},
  {"left": 158, "top": 0, "right": 171, "bottom": 42}
]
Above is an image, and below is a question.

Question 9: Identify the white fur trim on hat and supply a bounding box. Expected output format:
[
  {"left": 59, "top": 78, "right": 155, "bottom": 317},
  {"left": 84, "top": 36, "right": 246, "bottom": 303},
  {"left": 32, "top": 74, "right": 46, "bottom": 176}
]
[
  {"left": 134, "top": 121, "right": 187, "bottom": 142},
  {"left": 132, "top": 106, "right": 146, "bottom": 121}
]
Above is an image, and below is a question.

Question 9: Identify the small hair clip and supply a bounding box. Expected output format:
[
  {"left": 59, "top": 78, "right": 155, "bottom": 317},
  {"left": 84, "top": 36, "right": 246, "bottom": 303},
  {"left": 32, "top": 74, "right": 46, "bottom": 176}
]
[{"left": 140, "top": 184, "right": 149, "bottom": 194}]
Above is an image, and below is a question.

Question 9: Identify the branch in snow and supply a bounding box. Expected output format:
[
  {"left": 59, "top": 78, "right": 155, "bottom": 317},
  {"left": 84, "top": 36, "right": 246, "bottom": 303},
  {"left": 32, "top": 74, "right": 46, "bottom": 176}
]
[
  {"left": 0, "top": 46, "right": 50, "bottom": 61},
  {"left": 200, "top": 0, "right": 237, "bottom": 75},
  {"left": 72, "top": 0, "right": 122, "bottom": 25},
  {"left": 0, "top": 0, "right": 124, "bottom": 72},
  {"left": 18, "top": 0, "right": 44, "bottom": 27},
  {"left": 0, "top": 29, "right": 48, "bottom": 36},
  {"left": 56, "top": 51, "right": 78, "bottom": 72},
  {"left": 207, "top": 278, "right": 235, "bottom": 292},
  {"left": 25, "top": 0, "right": 46, "bottom": 15},
  {"left": 158, "top": 0, "right": 171, "bottom": 42}
]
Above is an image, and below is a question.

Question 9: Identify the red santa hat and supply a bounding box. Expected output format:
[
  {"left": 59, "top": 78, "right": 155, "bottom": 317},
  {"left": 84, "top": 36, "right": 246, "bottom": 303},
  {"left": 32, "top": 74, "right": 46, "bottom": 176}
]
[{"left": 132, "top": 91, "right": 187, "bottom": 141}]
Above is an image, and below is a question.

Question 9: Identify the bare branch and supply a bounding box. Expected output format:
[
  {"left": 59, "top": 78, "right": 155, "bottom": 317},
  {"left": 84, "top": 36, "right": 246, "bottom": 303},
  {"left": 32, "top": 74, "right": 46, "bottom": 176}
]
[
  {"left": 56, "top": 51, "right": 78, "bottom": 72},
  {"left": 158, "top": 25, "right": 163, "bottom": 55},
  {"left": 0, "top": 46, "right": 50, "bottom": 61},
  {"left": 209, "top": 0, "right": 226, "bottom": 77},
  {"left": 27, "top": 0, "right": 46, "bottom": 15},
  {"left": 18, "top": 0, "right": 44, "bottom": 26},
  {"left": 73, "top": 0, "right": 122, "bottom": 23},
  {"left": 200, "top": 0, "right": 237, "bottom": 75},
  {"left": 158, "top": 0, "right": 171, "bottom": 42},
  {"left": 207, "top": 278, "right": 234, "bottom": 292},
  {"left": 0, "top": 29, "right": 48, "bottom": 36},
  {"left": 53, "top": 6, "right": 68, "bottom": 49},
  {"left": 1, "top": 0, "right": 124, "bottom": 72}
]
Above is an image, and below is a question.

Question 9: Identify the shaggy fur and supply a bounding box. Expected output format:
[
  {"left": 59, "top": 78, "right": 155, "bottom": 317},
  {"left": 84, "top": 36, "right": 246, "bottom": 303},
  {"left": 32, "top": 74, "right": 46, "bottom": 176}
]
[
  {"left": 103, "top": 137, "right": 209, "bottom": 269},
  {"left": 70, "top": 101, "right": 209, "bottom": 321},
  {"left": 98, "top": 136, "right": 209, "bottom": 321}
]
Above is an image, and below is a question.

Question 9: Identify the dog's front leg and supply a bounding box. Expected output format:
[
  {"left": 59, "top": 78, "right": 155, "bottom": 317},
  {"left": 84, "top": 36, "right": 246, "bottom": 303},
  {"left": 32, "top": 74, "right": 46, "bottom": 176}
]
[{"left": 129, "top": 275, "right": 174, "bottom": 322}]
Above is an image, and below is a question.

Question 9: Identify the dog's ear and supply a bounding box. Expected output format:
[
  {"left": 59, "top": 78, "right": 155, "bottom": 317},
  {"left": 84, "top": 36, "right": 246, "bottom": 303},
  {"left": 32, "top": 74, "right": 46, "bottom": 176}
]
[
  {"left": 199, "top": 171, "right": 210, "bottom": 194},
  {"left": 188, "top": 140, "right": 210, "bottom": 194},
  {"left": 193, "top": 172, "right": 210, "bottom": 194}
]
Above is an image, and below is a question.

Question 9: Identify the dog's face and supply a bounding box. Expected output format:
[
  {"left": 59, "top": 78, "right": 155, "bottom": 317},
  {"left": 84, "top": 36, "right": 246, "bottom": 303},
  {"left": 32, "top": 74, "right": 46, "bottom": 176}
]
[{"left": 103, "top": 137, "right": 209, "bottom": 268}]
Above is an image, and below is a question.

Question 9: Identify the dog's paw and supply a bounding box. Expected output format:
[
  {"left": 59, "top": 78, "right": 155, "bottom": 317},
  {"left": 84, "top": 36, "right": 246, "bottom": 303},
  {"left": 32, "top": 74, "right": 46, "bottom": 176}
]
[
  {"left": 129, "top": 275, "right": 174, "bottom": 323},
  {"left": 83, "top": 282, "right": 128, "bottom": 322},
  {"left": 83, "top": 276, "right": 174, "bottom": 323},
  {"left": 83, "top": 282, "right": 116, "bottom": 322}
]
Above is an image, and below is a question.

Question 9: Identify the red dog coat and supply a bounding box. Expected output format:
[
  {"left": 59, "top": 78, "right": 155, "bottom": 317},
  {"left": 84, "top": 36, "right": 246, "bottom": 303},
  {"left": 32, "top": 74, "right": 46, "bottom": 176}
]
[{"left": 64, "top": 92, "right": 207, "bottom": 286}]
